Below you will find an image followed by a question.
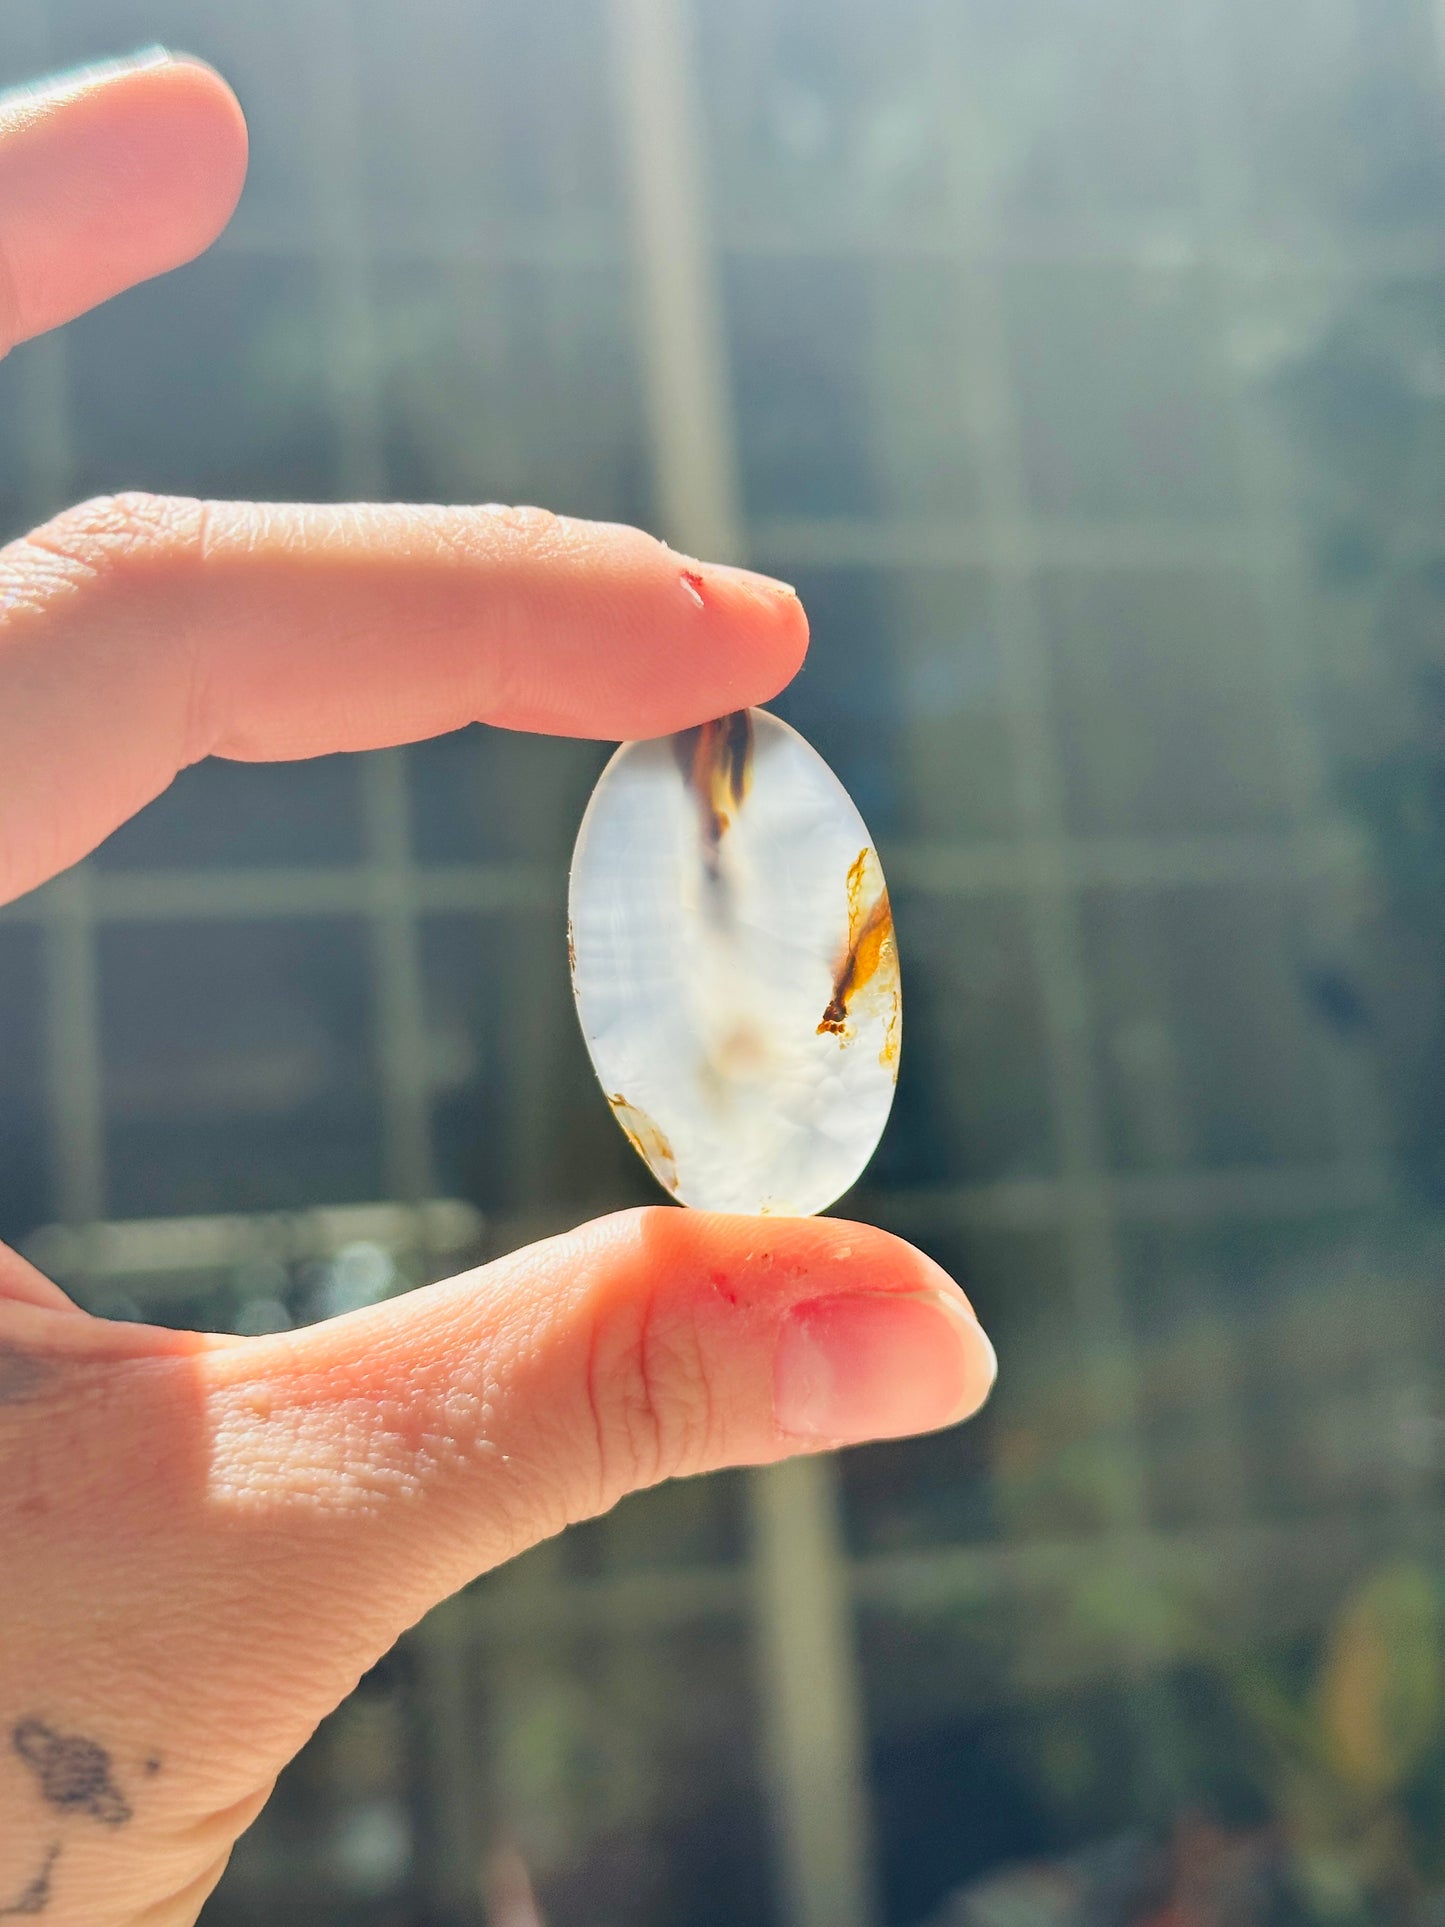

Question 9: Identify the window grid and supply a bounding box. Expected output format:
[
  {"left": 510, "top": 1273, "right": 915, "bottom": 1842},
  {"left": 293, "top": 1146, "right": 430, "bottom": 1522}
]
[
  {"left": 6, "top": 1, "right": 110, "bottom": 1233},
  {"left": 1177, "top": 0, "right": 1390, "bottom": 1189},
  {"left": 305, "top": 5, "right": 487, "bottom": 1909},
  {"left": 211, "top": 213, "right": 1445, "bottom": 279},
  {"left": 1171, "top": 0, "right": 1420, "bottom": 1565},
  {"left": 608, "top": 4, "right": 879, "bottom": 1921},
  {"left": 3, "top": 0, "right": 1411, "bottom": 1920},
  {"left": 930, "top": 0, "right": 1186, "bottom": 1806},
  {"left": 303, "top": 0, "right": 440, "bottom": 1210},
  {"left": 0, "top": 823, "right": 1368, "bottom": 931}
]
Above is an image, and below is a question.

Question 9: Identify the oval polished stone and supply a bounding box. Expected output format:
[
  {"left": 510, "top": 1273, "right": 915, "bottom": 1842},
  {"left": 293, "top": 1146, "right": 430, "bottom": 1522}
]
[{"left": 568, "top": 707, "right": 901, "bottom": 1215}]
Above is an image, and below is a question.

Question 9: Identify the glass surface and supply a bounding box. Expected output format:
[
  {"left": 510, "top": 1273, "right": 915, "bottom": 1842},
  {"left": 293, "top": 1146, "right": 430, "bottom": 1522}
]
[
  {"left": 98, "top": 919, "right": 384, "bottom": 1216},
  {"left": 3, "top": 1, "right": 1445, "bottom": 1922},
  {"left": 369, "top": 259, "right": 653, "bottom": 522},
  {"left": 419, "top": 908, "right": 575, "bottom": 1213},
  {"left": 697, "top": 0, "right": 955, "bottom": 240},
  {"left": 1004, "top": 263, "right": 1242, "bottom": 525},
  {"left": 353, "top": 0, "right": 623, "bottom": 235},
  {"left": 66, "top": 252, "right": 342, "bottom": 501},
  {"left": 1040, "top": 568, "right": 1293, "bottom": 838},
  {"left": 764, "top": 565, "right": 1018, "bottom": 845},
  {"left": 879, "top": 891, "right": 1058, "bottom": 1190},
  {"left": 726, "top": 257, "right": 989, "bottom": 522},
  {"left": 966, "top": 0, "right": 1200, "bottom": 225},
  {"left": 95, "top": 758, "right": 367, "bottom": 872},
  {"left": 409, "top": 729, "right": 607, "bottom": 868}
]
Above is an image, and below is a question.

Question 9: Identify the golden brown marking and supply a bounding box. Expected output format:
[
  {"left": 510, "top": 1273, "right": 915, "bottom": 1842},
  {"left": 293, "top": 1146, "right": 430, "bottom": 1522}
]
[
  {"left": 607, "top": 1094, "right": 680, "bottom": 1195},
  {"left": 880, "top": 984, "right": 902, "bottom": 1077},
  {"left": 566, "top": 918, "right": 577, "bottom": 975},
  {"left": 673, "top": 710, "right": 754, "bottom": 861},
  {"left": 819, "top": 847, "right": 900, "bottom": 1045}
]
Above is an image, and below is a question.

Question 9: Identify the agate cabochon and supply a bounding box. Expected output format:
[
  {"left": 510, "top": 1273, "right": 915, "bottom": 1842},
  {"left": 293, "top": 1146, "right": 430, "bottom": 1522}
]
[{"left": 568, "top": 708, "right": 900, "bottom": 1216}]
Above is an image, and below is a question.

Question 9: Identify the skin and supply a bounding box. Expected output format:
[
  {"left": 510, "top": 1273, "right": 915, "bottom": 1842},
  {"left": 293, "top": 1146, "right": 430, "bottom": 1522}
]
[{"left": 0, "top": 53, "right": 998, "bottom": 1925}]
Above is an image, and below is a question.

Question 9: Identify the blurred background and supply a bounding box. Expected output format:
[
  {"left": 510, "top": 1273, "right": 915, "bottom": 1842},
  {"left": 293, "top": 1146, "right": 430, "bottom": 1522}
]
[{"left": 4, "top": 0, "right": 1445, "bottom": 1922}]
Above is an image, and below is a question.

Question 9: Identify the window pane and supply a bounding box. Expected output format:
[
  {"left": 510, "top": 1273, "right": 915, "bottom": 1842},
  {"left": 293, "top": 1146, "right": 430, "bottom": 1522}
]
[
  {"left": 354, "top": 0, "right": 623, "bottom": 234},
  {"left": 1005, "top": 263, "right": 1241, "bottom": 523},
  {"left": 66, "top": 253, "right": 340, "bottom": 501},
  {"left": 1081, "top": 883, "right": 1342, "bottom": 1172},
  {"left": 100, "top": 919, "right": 383, "bottom": 1215},
  {"left": 699, "top": 0, "right": 955, "bottom": 239},
  {"left": 96, "top": 758, "right": 366, "bottom": 872},
  {"left": 408, "top": 730, "right": 606, "bottom": 869},
  {"left": 727, "top": 258, "right": 987, "bottom": 522},
  {"left": 762, "top": 565, "right": 1018, "bottom": 846},
  {"left": 879, "top": 891, "right": 1058, "bottom": 1190},
  {"left": 370, "top": 260, "right": 652, "bottom": 523},
  {"left": 967, "top": 0, "right": 1202, "bottom": 226}
]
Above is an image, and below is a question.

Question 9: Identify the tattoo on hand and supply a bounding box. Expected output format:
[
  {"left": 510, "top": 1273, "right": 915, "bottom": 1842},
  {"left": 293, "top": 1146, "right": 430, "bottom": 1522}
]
[
  {"left": 12, "top": 1722, "right": 132, "bottom": 1827},
  {"left": 0, "top": 1843, "right": 61, "bottom": 1918},
  {"left": 3, "top": 1720, "right": 146, "bottom": 1916}
]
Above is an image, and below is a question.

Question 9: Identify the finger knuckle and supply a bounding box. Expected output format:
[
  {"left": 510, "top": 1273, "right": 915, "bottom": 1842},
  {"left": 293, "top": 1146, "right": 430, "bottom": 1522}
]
[
  {"left": 0, "top": 494, "right": 203, "bottom": 629},
  {"left": 584, "top": 1289, "right": 715, "bottom": 1512},
  {"left": 28, "top": 491, "right": 204, "bottom": 586}
]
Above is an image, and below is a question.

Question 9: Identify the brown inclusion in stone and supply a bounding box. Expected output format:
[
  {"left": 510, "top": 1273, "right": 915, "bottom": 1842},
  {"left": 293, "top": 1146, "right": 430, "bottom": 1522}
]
[
  {"left": 819, "top": 847, "right": 899, "bottom": 1069},
  {"left": 608, "top": 1093, "right": 680, "bottom": 1195},
  {"left": 673, "top": 710, "right": 755, "bottom": 870}
]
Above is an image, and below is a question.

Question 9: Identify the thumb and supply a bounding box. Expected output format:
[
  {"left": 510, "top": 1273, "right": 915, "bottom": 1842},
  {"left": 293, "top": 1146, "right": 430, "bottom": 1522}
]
[
  {"left": 205, "top": 1207, "right": 996, "bottom": 1624},
  {"left": 0, "top": 1210, "right": 994, "bottom": 1924}
]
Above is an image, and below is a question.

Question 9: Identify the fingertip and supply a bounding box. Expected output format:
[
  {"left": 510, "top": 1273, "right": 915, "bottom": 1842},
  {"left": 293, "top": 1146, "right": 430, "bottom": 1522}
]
[
  {"left": 0, "top": 51, "right": 250, "bottom": 352},
  {"left": 701, "top": 1216, "right": 997, "bottom": 1443},
  {"left": 181, "top": 1206, "right": 995, "bottom": 1620},
  {"left": 773, "top": 1284, "right": 997, "bottom": 1444},
  {"left": 619, "top": 1207, "right": 984, "bottom": 1328},
  {"left": 166, "top": 54, "right": 250, "bottom": 175},
  {"left": 115, "top": 55, "right": 250, "bottom": 259},
  {"left": 619, "top": 1209, "right": 996, "bottom": 1446},
  {"left": 679, "top": 560, "right": 810, "bottom": 710}
]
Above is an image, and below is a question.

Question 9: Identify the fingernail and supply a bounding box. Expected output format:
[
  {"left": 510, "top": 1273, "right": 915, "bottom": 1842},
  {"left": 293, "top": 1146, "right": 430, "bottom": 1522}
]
[
  {"left": 1, "top": 47, "right": 172, "bottom": 109},
  {"left": 774, "top": 1290, "right": 997, "bottom": 1444},
  {"left": 697, "top": 560, "right": 798, "bottom": 600}
]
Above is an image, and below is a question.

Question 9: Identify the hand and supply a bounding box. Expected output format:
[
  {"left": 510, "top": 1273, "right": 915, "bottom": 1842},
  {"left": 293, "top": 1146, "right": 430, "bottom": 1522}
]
[{"left": 0, "top": 51, "right": 997, "bottom": 1926}]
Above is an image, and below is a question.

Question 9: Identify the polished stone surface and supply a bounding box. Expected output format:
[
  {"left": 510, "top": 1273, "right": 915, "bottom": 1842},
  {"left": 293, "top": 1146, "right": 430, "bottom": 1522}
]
[{"left": 569, "top": 708, "right": 900, "bottom": 1215}]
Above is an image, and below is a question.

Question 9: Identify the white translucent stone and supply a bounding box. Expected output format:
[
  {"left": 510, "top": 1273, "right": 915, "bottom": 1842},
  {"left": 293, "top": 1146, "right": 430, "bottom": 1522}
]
[{"left": 568, "top": 707, "right": 901, "bottom": 1216}]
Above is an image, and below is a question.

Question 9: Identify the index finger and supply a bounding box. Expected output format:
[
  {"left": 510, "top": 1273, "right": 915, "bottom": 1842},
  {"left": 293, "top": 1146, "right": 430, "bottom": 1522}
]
[
  {"left": 0, "top": 55, "right": 808, "bottom": 906},
  {"left": 0, "top": 495, "right": 807, "bottom": 904},
  {"left": 0, "top": 49, "right": 248, "bottom": 355}
]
